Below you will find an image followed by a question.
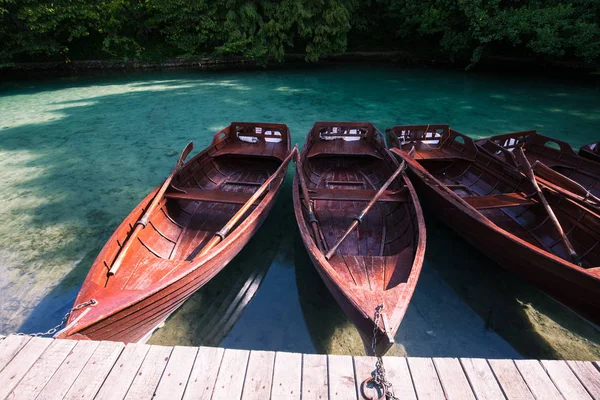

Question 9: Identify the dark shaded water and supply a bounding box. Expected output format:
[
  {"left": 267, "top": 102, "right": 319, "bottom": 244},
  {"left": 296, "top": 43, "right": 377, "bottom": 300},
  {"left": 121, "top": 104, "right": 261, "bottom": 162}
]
[{"left": 1, "top": 64, "right": 598, "bottom": 358}]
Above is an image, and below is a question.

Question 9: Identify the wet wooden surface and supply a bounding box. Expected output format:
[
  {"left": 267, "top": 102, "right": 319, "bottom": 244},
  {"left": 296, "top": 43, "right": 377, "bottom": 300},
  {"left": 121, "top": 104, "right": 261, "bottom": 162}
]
[{"left": 0, "top": 335, "right": 598, "bottom": 399}]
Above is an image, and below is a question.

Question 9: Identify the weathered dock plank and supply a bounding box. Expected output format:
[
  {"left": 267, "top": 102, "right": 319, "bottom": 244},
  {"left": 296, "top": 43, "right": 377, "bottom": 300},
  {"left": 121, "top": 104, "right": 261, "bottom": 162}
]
[
  {"left": 211, "top": 348, "right": 250, "bottom": 400},
  {"left": 63, "top": 340, "right": 125, "bottom": 400},
  {"left": 271, "top": 352, "right": 301, "bottom": 399},
  {"left": 434, "top": 357, "right": 476, "bottom": 400},
  {"left": 515, "top": 359, "right": 564, "bottom": 400},
  {"left": 182, "top": 346, "right": 224, "bottom": 400},
  {"left": 0, "top": 336, "right": 31, "bottom": 372},
  {"left": 382, "top": 356, "right": 417, "bottom": 400},
  {"left": 460, "top": 358, "right": 505, "bottom": 400},
  {"left": 566, "top": 360, "right": 600, "bottom": 399},
  {"left": 123, "top": 345, "right": 172, "bottom": 400},
  {"left": 488, "top": 359, "right": 535, "bottom": 400},
  {"left": 0, "top": 337, "right": 52, "bottom": 399},
  {"left": 94, "top": 343, "right": 150, "bottom": 400},
  {"left": 7, "top": 338, "right": 77, "bottom": 400},
  {"left": 154, "top": 346, "right": 198, "bottom": 400},
  {"left": 302, "top": 354, "right": 328, "bottom": 400},
  {"left": 328, "top": 354, "right": 357, "bottom": 399},
  {"left": 242, "top": 350, "right": 276, "bottom": 399},
  {"left": 353, "top": 356, "right": 379, "bottom": 400},
  {"left": 541, "top": 360, "right": 592, "bottom": 400},
  {"left": 36, "top": 340, "right": 100, "bottom": 400},
  {"left": 407, "top": 357, "right": 445, "bottom": 400}
]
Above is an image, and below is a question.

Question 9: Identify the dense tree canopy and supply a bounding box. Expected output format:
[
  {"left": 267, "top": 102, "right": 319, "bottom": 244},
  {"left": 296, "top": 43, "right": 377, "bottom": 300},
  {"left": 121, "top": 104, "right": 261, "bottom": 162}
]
[{"left": 1, "top": 0, "right": 598, "bottom": 66}]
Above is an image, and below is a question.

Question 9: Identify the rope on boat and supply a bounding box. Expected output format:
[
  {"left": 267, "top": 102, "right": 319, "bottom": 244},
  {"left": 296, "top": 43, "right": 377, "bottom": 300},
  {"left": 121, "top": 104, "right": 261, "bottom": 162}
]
[
  {"left": 14, "top": 299, "right": 98, "bottom": 338},
  {"left": 361, "top": 304, "right": 398, "bottom": 400}
]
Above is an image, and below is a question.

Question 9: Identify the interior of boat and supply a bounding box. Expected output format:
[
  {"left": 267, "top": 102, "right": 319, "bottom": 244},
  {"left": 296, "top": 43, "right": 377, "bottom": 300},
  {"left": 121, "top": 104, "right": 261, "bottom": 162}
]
[
  {"left": 298, "top": 124, "right": 420, "bottom": 290},
  {"left": 394, "top": 127, "right": 600, "bottom": 272},
  {"left": 97, "top": 124, "right": 288, "bottom": 290}
]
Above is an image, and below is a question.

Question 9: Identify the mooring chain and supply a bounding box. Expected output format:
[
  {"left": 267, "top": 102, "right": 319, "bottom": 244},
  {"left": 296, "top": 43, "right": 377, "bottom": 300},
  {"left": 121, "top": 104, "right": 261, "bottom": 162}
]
[
  {"left": 361, "top": 304, "right": 399, "bottom": 400},
  {"left": 15, "top": 299, "right": 98, "bottom": 338}
]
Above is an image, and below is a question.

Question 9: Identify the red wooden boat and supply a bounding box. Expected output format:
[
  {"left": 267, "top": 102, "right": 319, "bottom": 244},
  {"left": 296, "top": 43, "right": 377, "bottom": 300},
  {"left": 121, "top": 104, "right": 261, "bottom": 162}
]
[
  {"left": 475, "top": 131, "right": 600, "bottom": 205},
  {"left": 56, "top": 122, "right": 293, "bottom": 342},
  {"left": 387, "top": 125, "right": 600, "bottom": 324},
  {"left": 580, "top": 141, "right": 600, "bottom": 164},
  {"left": 293, "top": 122, "right": 426, "bottom": 355}
]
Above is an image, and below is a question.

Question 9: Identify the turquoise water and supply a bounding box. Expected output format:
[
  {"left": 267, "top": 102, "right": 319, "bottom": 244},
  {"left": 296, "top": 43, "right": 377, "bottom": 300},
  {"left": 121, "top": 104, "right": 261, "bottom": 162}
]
[{"left": 1, "top": 65, "right": 599, "bottom": 358}]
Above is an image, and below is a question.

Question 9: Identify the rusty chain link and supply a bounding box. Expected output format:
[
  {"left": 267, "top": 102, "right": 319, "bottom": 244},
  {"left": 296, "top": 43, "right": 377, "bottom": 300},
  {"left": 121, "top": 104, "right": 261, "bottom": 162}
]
[{"left": 15, "top": 299, "right": 97, "bottom": 338}]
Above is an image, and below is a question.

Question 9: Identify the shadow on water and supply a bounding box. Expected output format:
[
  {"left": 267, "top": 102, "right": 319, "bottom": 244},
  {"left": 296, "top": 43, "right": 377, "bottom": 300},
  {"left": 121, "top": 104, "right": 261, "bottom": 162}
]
[{"left": 0, "top": 65, "right": 599, "bottom": 358}]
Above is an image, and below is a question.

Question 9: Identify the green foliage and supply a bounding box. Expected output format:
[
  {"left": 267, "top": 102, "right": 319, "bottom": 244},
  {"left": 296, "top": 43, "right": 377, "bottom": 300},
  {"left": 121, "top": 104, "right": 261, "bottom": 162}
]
[{"left": 0, "top": 0, "right": 598, "bottom": 66}]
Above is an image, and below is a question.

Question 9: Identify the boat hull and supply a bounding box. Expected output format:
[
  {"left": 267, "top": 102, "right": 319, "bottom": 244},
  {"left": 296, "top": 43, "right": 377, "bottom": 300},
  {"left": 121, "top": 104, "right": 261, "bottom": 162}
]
[{"left": 408, "top": 168, "right": 600, "bottom": 324}]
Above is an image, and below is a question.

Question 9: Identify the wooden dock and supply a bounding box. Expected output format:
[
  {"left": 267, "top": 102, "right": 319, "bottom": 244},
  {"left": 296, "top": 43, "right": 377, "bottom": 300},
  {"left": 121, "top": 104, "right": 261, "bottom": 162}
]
[{"left": 0, "top": 335, "right": 599, "bottom": 399}]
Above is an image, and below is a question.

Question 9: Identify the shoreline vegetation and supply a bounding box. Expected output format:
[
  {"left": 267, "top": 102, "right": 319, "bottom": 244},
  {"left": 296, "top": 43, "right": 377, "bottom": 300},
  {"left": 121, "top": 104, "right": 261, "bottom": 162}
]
[{"left": 2, "top": 51, "right": 599, "bottom": 80}]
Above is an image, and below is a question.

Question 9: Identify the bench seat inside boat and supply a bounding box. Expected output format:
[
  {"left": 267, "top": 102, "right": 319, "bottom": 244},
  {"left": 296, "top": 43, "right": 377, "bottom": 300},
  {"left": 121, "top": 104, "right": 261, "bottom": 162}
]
[
  {"left": 165, "top": 188, "right": 253, "bottom": 204},
  {"left": 411, "top": 141, "right": 471, "bottom": 161},
  {"left": 304, "top": 188, "right": 409, "bottom": 202},
  {"left": 307, "top": 139, "right": 383, "bottom": 159},
  {"left": 461, "top": 192, "right": 536, "bottom": 209},
  {"left": 211, "top": 139, "right": 287, "bottom": 161}
]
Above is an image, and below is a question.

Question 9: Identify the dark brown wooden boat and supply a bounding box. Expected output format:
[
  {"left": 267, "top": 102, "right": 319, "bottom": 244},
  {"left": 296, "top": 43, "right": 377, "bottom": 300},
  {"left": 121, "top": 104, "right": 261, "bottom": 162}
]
[
  {"left": 580, "top": 141, "right": 600, "bottom": 164},
  {"left": 56, "top": 122, "right": 293, "bottom": 342},
  {"left": 475, "top": 131, "right": 600, "bottom": 207},
  {"left": 387, "top": 124, "right": 600, "bottom": 324},
  {"left": 293, "top": 122, "right": 426, "bottom": 355}
]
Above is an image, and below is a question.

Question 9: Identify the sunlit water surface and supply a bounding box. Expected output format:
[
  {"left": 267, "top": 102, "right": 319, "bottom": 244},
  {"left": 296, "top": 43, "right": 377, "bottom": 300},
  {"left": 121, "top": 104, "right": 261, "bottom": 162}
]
[{"left": 1, "top": 64, "right": 599, "bottom": 359}]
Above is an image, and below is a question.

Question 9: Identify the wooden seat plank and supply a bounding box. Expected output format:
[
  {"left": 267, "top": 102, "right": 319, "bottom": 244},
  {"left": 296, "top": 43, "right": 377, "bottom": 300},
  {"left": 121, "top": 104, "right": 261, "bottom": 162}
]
[
  {"left": 271, "top": 352, "right": 301, "bottom": 399},
  {"left": 488, "top": 359, "right": 535, "bottom": 400},
  {"left": 165, "top": 188, "right": 253, "bottom": 204},
  {"left": 407, "top": 357, "right": 445, "bottom": 400},
  {"left": 461, "top": 192, "right": 536, "bottom": 210},
  {"left": 566, "top": 360, "right": 600, "bottom": 399},
  {"left": 433, "top": 357, "right": 476, "bottom": 400},
  {"left": 154, "top": 346, "right": 198, "bottom": 400},
  {"left": 0, "top": 335, "right": 31, "bottom": 372},
  {"left": 460, "top": 358, "right": 505, "bottom": 400},
  {"left": 63, "top": 340, "right": 125, "bottom": 400},
  {"left": 123, "top": 345, "right": 172, "bottom": 400},
  {"left": 381, "top": 356, "right": 417, "bottom": 400},
  {"left": 515, "top": 359, "right": 564, "bottom": 400},
  {"left": 0, "top": 337, "right": 52, "bottom": 399},
  {"left": 94, "top": 343, "right": 151, "bottom": 400},
  {"left": 35, "top": 340, "right": 100, "bottom": 400},
  {"left": 211, "top": 348, "right": 250, "bottom": 400},
  {"left": 182, "top": 346, "right": 224, "bottom": 400},
  {"left": 241, "top": 350, "right": 276, "bottom": 400},
  {"left": 541, "top": 360, "right": 592, "bottom": 400},
  {"left": 328, "top": 355, "right": 357, "bottom": 399},
  {"left": 7, "top": 339, "right": 77, "bottom": 400},
  {"left": 306, "top": 188, "right": 408, "bottom": 203},
  {"left": 302, "top": 354, "right": 328, "bottom": 400},
  {"left": 307, "top": 139, "right": 383, "bottom": 160}
]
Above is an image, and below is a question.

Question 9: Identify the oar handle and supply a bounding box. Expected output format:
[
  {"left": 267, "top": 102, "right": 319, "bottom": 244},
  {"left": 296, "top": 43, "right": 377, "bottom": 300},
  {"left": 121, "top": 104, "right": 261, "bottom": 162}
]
[
  {"left": 294, "top": 151, "right": 326, "bottom": 252},
  {"left": 325, "top": 158, "right": 407, "bottom": 260},
  {"left": 196, "top": 146, "right": 298, "bottom": 258}
]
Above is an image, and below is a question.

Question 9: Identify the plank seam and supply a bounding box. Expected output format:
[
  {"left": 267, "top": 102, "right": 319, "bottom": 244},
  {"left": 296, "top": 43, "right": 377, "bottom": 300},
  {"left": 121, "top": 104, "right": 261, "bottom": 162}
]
[
  {"left": 2, "top": 337, "right": 51, "bottom": 398},
  {"left": 565, "top": 361, "right": 597, "bottom": 400},
  {"left": 150, "top": 347, "right": 175, "bottom": 398},
  {"left": 537, "top": 360, "right": 570, "bottom": 400},
  {"left": 31, "top": 340, "right": 83, "bottom": 397},
  {"left": 299, "top": 353, "right": 305, "bottom": 399},
  {"left": 238, "top": 350, "right": 252, "bottom": 400},
  {"left": 0, "top": 336, "right": 32, "bottom": 375},
  {"left": 405, "top": 357, "right": 420, "bottom": 400},
  {"left": 207, "top": 346, "right": 227, "bottom": 399},
  {"left": 88, "top": 344, "right": 126, "bottom": 400},
  {"left": 486, "top": 359, "right": 511, "bottom": 400},
  {"left": 459, "top": 358, "right": 483, "bottom": 400},
  {"left": 431, "top": 357, "right": 451, "bottom": 399},
  {"left": 268, "top": 351, "right": 278, "bottom": 399},
  {"left": 179, "top": 346, "right": 201, "bottom": 400},
  {"left": 120, "top": 345, "right": 158, "bottom": 400},
  {"left": 55, "top": 341, "right": 102, "bottom": 399},
  {"left": 352, "top": 356, "right": 360, "bottom": 400}
]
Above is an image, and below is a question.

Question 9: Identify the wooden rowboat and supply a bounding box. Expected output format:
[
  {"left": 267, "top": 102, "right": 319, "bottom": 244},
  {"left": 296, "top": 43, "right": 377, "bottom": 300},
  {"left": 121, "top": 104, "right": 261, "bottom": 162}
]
[
  {"left": 580, "top": 141, "right": 600, "bottom": 164},
  {"left": 387, "top": 125, "right": 600, "bottom": 324},
  {"left": 56, "top": 122, "right": 293, "bottom": 342},
  {"left": 293, "top": 122, "right": 426, "bottom": 355},
  {"left": 475, "top": 131, "right": 600, "bottom": 206}
]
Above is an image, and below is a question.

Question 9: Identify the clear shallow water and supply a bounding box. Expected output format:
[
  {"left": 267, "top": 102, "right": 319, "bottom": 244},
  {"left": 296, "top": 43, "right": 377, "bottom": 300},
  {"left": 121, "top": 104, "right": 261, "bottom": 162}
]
[{"left": 1, "top": 64, "right": 599, "bottom": 358}]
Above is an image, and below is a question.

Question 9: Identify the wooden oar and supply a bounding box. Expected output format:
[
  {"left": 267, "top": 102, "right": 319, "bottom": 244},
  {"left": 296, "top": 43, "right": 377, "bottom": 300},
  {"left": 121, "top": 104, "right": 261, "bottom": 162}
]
[
  {"left": 294, "top": 151, "right": 326, "bottom": 252},
  {"left": 196, "top": 145, "right": 298, "bottom": 258},
  {"left": 325, "top": 158, "right": 408, "bottom": 260},
  {"left": 533, "top": 160, "right": 600, "bottom": 207},
  {"left": 514, "top": 147, "right": 580, "bottom": 265},
  {"left": 108, "top": 142, "right": 194, "bottom": 276}
]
